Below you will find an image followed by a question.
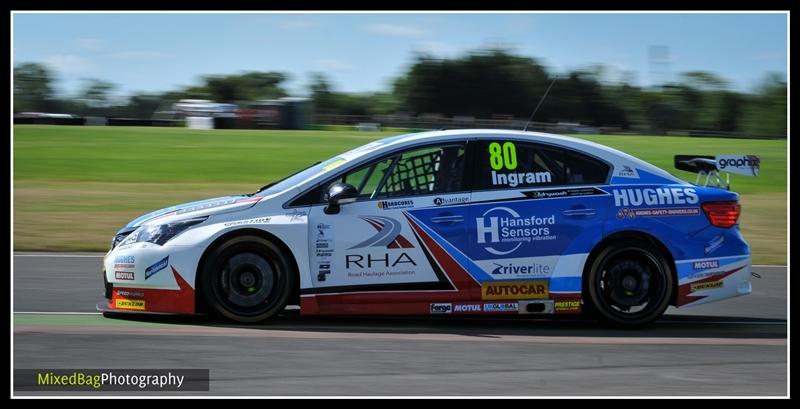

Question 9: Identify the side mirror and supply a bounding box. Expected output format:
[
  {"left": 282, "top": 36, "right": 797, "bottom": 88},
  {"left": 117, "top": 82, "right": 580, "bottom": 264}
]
[{"left": 324, "top": 183, "right": 358, "bottom": 214}]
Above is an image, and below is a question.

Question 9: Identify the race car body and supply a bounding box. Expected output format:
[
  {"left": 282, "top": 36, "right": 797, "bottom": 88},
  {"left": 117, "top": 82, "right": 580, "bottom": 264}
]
[{"left": 99, "top": 129, "right": 753, "bottom": 326}]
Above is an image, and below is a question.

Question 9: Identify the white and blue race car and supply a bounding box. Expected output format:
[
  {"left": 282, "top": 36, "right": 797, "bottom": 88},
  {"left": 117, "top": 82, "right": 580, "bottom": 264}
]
[{"left": 99, "top": 129, "right": 755, "bottom": 326}]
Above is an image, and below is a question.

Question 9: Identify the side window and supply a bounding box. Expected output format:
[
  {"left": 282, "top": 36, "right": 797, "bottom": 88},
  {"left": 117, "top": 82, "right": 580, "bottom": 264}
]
[
  {"left": 320, "top": 143, "right": 466, "bottom": 201},
  {"left": 326, "top": 158, "right": 394, "bottom": 200},
  {"left": 378, "top": 144, "right": 466, "bottom": 198},
  {"left": 473, "top": 140, "right": 609, "bottom": 190}
]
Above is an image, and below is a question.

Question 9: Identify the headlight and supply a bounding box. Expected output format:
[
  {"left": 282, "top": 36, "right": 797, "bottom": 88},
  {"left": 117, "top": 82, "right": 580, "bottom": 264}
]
[{"left": 119, "top": 217, "right": 208, "bottom": 246}]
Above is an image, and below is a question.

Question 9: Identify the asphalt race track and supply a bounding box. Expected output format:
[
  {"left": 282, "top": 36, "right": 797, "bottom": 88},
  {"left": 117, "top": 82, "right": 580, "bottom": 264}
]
[{"left": 13, "top": 253, "right": 788, "bottom": 396}]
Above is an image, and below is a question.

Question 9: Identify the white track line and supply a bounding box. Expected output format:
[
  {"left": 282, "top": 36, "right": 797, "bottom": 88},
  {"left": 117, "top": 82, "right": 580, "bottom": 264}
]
[
  {"left": 14, "top": 311, "right": 102, "bottom": 315},
  {"left": 14, "top": 253, "right": 104, "bottom": 258}
]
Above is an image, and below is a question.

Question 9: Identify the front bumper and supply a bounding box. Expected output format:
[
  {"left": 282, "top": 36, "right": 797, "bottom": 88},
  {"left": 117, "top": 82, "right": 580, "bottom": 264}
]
[{"left": 101, "top": 242, "right": 202, "bottom": 314}]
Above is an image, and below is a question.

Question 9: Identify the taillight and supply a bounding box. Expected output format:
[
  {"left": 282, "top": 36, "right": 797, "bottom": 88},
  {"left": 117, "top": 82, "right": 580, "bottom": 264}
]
[{"left": 702, "top": 201, "right": 741, "bottom": 228}]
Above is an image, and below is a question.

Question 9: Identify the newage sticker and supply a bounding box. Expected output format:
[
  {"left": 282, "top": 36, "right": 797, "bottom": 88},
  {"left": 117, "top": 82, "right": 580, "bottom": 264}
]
[{"left": 145, "top": 257, "right": 168, "bottom": 280}]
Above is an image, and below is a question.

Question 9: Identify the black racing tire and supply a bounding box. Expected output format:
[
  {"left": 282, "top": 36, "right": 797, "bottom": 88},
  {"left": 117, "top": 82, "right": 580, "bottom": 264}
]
[
  {"left": 200, "top": 235, "right": 294, "bottom": 323},
  {"left": 585, "top": 239, "right": 674, "bottom": 327}
]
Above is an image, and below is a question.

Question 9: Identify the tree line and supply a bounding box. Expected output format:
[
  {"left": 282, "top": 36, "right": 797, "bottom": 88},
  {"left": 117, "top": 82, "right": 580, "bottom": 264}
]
[{"left": 14, "top": 48, "right": 786, "bottom": 136}]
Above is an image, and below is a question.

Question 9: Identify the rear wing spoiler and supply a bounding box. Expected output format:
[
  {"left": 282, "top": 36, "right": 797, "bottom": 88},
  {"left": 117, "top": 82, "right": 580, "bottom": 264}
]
[{"left": 674, "top": 154, "right": 760, "bottom": 189}]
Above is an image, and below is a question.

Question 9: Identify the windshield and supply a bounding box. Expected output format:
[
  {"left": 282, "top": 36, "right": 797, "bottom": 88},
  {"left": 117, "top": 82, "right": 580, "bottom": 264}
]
[{"left": 253, "top": 139, "right": 395, "bottom": 196}]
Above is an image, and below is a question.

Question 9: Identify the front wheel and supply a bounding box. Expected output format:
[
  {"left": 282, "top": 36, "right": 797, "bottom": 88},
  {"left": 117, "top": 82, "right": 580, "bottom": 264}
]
[
  {"left": 201, "top": 235, "right": 294, "bottom": 323},
  {"left": 586, "top": 240, "right": 674, "bottom": 327}
]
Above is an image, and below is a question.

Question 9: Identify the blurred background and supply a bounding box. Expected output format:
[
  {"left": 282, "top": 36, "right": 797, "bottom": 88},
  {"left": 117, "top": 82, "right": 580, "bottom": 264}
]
[{"left": 12, "top": 12, "right": 787, "bottom": 264}]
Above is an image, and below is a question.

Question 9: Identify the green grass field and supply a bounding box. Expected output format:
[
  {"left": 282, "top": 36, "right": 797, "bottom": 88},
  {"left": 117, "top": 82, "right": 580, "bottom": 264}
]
[{"left": 13, "top": 125, "right": 787, "bottom": 264}]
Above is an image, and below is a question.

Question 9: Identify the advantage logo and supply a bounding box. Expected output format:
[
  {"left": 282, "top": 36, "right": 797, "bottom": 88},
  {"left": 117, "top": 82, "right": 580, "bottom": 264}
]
[
  {"left": 481, "top": 281, "right": 549, "bottom": 300},
  {"left": 430, "top": 303, "right": 452, "bottom": 314},
  {"left": 433, "top": 196, "right": 469, "bottom": 206},
  {"left": 115, "top": 298, "right": 145, "bottom": 310},
  {"left": 144, "top": 256, "right": 169, "bottom": 280},
  {"left": 349, "top": 216, "right": 414, "bottom": 249}
]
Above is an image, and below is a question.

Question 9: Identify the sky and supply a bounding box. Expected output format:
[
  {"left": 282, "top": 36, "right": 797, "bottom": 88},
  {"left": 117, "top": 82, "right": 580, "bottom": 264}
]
[{"left": 12, "top": 12, "right": 788, "bottom": 98}]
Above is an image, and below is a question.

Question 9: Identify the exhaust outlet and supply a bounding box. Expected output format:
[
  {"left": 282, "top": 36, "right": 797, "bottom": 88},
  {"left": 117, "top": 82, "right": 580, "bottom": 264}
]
[{"left": 518, "top": 300, "right": 554, "bottom": 314}]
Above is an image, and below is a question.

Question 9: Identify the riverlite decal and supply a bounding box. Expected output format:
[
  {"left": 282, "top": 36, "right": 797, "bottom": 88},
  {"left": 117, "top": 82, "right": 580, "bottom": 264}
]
[
  {"left": 115, "top": 271, "right": 134, "bottom": 280},
  {"left": 690, "top": 280, "right": 724, "bottom": 292},
  {"left": 491, "top": 262, "right": 551, "bottom": 277},
  {"left": 483, "top": 303, "right": 518, "bottom": 312},
  {"left": 481, "top": 281, "right": 549, "bottom": 300},
  {"left": 433, "top": 196, "right": 469, "bottom": 206},
  {"left": 144, "top": 256, "right": 169, "bottom": 280},
  {"left": 693, "top": 260, "right": 720, "bottom": 270},
  {"left": 377, "top": 199, "right": 414, "bottom": 210},
  {"left": 716, "top": 155, "right": 760, "bottom": 176},
  {"left": 115, "top": 298, "right": 145, "bottom": 310},
  {"left": 476, "top": 207, "right": 557, "bottom": 256},
  {"left": 491, "top": 170, "right": 552, "bottom": 187},
  {"left": 612, "top": 187, "right": 699, "bottom": 207},
  {"left": 430, "top": 303, "right": 452, "bottom": 314}
]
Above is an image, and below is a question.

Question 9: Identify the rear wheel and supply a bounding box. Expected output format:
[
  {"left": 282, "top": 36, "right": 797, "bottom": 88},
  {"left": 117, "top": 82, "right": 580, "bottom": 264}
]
[
  {"left": 201, "top": 235, "right": 294, "bottom": 323},
  {"left": 586, "top": 240, "right": 674, "bottom": 327}
]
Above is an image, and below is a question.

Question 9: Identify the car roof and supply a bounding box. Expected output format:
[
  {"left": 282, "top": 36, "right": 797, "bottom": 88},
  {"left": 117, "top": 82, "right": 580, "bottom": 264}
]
[{"left": 374, "top": 129, "right": 683, "bottom": 184}]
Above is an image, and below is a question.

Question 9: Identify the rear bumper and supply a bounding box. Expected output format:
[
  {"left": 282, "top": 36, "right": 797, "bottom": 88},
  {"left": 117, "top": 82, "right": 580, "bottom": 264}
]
[{"left": 675, "top": 255, "right": 752, "bottom": 307}]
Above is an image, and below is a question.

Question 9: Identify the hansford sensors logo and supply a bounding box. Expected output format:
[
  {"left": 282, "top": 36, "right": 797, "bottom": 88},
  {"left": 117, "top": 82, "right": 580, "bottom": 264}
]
[{"left": 476, "top": 207, "right": 556, "bottom": 255}]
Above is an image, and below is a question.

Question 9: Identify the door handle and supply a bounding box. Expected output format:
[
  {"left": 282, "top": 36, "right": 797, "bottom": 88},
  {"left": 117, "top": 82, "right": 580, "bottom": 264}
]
[
  {"left": 562, "top": 208, "right": 596, "bottom": 217},
  {"left": 430, "top": 215, "right": 464, "bottom": 224}
]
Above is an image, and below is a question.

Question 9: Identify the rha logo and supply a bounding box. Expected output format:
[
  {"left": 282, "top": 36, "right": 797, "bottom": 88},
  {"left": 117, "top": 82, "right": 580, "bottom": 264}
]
[
  {"left": 693, "top": 260, "right": 720, "bottom": 270},
  {"left": 144, "top": 256, "right": 168, "bottom": 280},
  {"left": 430, "top": 303, "right": 452, "bottom": 314},
  {"left": 476, "top": 207, "right": 556, "bottom": 255},
  {"left": 350, "top": 216, "right": 414, "bottom": 249},
  {"left": 612, "top": 188, "right": 698, "bottom": 207},
  {"left": 345, "top": 253, "right": 417, "bottom": 269}
]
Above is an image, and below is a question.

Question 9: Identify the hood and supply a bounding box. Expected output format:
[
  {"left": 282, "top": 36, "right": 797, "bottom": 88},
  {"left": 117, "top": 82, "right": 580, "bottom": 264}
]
[{"left": 125, "top": 195, "right": 262, "bottom": 228}]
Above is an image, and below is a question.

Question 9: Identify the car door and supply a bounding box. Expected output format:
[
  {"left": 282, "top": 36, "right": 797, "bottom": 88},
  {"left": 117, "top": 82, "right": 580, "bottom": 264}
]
[
  {"left": 306, "top": 141, "right": 476, "bottom": 302},
  {"left": 466, "top": 138, "right": 612, "bottom": 301}
]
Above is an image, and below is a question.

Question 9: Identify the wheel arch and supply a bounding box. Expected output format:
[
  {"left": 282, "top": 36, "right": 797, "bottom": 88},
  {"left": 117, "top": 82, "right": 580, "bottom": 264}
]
[
  {"left": 194, "top": 228, "right": 301, "bottom": 313},
  {"left": 582, "top": 230, "right": 679, "bottom": 306}
]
